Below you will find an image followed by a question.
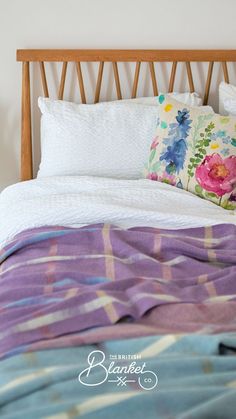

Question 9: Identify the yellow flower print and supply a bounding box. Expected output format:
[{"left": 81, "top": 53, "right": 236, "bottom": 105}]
[
  {"left": 220, "top": 117, "right": 230, "bottom": 125},
  {"left": 164, "top": 104, "right": 173, "bottom": 112},
  {"left": 211, "top": 143, "right": 219, "bottom": 149}
]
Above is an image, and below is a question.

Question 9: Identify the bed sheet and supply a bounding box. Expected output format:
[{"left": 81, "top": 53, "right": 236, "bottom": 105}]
[{"left": 0, "top": 176, "right": 235, "bottom": 249}]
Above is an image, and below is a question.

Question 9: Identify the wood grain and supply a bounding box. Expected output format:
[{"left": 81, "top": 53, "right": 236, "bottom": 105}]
[
  {"left": 186, "top": 62, "right": 194, "bottom": 92},
  {"left": 222, "top": 61, "right": 229, "bottom": 83},
  {"left": 39, "top": 62, "right": 49, "bottom": 97},
  {"left": 17, "top": 49, "right": 236, "bottom": 62},
  {"left": 149, "top": 62, "right": 158, "bottom": 95},
  {"left": 131, "top": 62, "right": 141, "bottom": 98},
  {"left": 76, "top": 62, "right": 86, "bottom": 103},
  {"left": 112, "top": 62, "right": 122, "bottom": 99},
  {"left": 58, "top": 62, "right": 68, "bottom": 100},
  {"left": 94, "top": 61, "right": 104, "bottom": 103},
  {"left": 168, "top": 62, "right": 177, "bottom": 92},
  {"left": 21, "top": 62, "right": 32, "bottom": 181},
  {"left": 203, "top": 62, "right": 214, "bottom": 105}
]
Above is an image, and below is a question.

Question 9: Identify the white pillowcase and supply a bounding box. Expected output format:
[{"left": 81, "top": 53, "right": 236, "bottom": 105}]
[
  {"left": 219, "top": 81, "right": 236, "bottom": 116},
  {"left": 113, "top": 92, "right": 203, "bottom": 107},
  {"left": 38, "top": 93, "right": 203, "bottom": 179}
]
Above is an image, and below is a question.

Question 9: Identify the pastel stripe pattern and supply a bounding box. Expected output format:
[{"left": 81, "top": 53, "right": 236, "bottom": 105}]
[{"left": 0, "top": 223, "right": 236, "bottom": 360}]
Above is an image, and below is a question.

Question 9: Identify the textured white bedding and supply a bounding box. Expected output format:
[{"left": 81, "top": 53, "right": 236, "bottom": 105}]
[
  {"left": 0, "top": 176, "right": 235, "bottom": 249},
  {"left": 38, "top": 93, "right": 205, "bottom": 179}
]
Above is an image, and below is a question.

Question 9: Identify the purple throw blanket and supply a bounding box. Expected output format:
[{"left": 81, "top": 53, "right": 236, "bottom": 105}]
[{"left": 0, "top": 223, "right": 236, "bottom": 359}]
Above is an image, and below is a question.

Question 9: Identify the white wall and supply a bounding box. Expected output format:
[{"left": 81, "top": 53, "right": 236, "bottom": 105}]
[{"left": 1, "top": 0, "right": 236, "bottom": 190}]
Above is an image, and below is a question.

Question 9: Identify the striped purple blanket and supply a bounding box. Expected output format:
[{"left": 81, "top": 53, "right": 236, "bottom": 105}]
[{"left": 0, "top": 223, "right": 236, "bottom": 359}]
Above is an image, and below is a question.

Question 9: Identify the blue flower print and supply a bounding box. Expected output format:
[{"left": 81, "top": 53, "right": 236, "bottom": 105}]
[
  {"left": 160, "top": 139, "right": 188, "bottom": 174},
  {"left": 176, "top": 109, "right": 192, "bottom": 139},
  {"left": 222, "top": 136, "right": 231, "bottom": 144},
  {"left": 210, "top": 132, "right": 217, "bottom": 141},
  {"left": 221, "top": 148, "right": 230, "bottom": 157},
  {"left": 216, "top": 130, "right": 226, "bottom": 138},
  {"left": 160, "top": 108, "right": 192, "bottom": 174}
]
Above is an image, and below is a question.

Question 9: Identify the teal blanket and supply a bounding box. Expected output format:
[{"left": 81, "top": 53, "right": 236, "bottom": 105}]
[{"left": 1, "top": 333, "right": 236, "bottom": 418}]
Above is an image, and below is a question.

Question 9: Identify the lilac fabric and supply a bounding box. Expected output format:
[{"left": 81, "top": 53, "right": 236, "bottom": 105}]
[{"left": 0, "top": 223, "right": 236, "bottom": 359}]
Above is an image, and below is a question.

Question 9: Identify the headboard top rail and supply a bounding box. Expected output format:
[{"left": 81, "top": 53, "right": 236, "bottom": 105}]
[{"left": 17, "top": 49, "right": 236, "bottom": 62}]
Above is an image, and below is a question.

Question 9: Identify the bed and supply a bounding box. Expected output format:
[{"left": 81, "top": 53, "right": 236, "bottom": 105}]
[{"left": 0, "top": 49, "right": 236, "bottom": 418}]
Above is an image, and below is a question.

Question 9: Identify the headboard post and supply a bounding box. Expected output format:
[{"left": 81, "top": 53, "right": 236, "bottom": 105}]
[{"left": 21, "top": 61, "right": 33, "bottom": 181}]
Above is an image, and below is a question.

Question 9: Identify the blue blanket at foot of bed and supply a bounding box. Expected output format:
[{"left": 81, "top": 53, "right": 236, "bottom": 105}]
[{"left": 0, "top": 333, "right": 236, "bottom": 419}]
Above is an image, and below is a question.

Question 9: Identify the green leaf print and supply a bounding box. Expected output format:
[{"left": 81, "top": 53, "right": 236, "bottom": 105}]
[
  {"left": 149, "top": 149, "right": 156, "bottom": 163},
  {"left": 187, "top": 121, "right": 215, "bottom": 179},
  {"left": 205, "top": 192, "right": 218, "bottom": 199},
  {"left": 222, "top": 200, "right": 235, "bottom": 210},
  {"left": 151, "top": 161, "right": 162, "bottom": 172},
  {"left": 195, "top": 184, "right": 204, "bottom": 196},
  {"left": 190, "top": 114, "right": 214, "bottom": 153}
]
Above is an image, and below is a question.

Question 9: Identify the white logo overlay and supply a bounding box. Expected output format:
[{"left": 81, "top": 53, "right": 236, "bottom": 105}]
[{"left": 78, "top": 350, "right": 158, "bottom": 391}]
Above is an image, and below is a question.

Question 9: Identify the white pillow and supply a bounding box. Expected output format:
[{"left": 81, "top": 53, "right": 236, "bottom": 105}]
[
  {"left": 219, "top": 81, "right": 236, "bottom": 116},
  {"left": 38, "top": 93, "right": 204, "bottom": 179},
  {"left": 113, "top": 92, "right": 203, "bottom": 106}
]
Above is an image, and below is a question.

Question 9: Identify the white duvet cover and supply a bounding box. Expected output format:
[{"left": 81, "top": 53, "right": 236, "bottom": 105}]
[{"left": 0, "top": 176, "right": 235, "bottom": 249}]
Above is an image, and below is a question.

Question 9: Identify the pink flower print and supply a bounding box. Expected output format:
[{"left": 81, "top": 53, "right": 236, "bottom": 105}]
[
  {"left": 147, "top": 172, "right": 158, "bottom": 181},
  {"left": 195, "top": 153, "right": 236, "bottom": 197},
  {"left": 151, "top": 136, "right": 159, "bottom": 150},
  {"left": 159, "top": 171, "right": 176, "bottom": 186}
]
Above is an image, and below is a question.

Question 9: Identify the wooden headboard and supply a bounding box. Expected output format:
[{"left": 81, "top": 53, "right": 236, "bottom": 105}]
[{"left": 16, "top": 49, "right": 236, "bottom": 181}]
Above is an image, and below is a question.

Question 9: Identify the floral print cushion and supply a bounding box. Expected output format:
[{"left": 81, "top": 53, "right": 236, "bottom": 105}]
[{"left": 146, "top": 95, "right": 236, "bottom": 209}]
